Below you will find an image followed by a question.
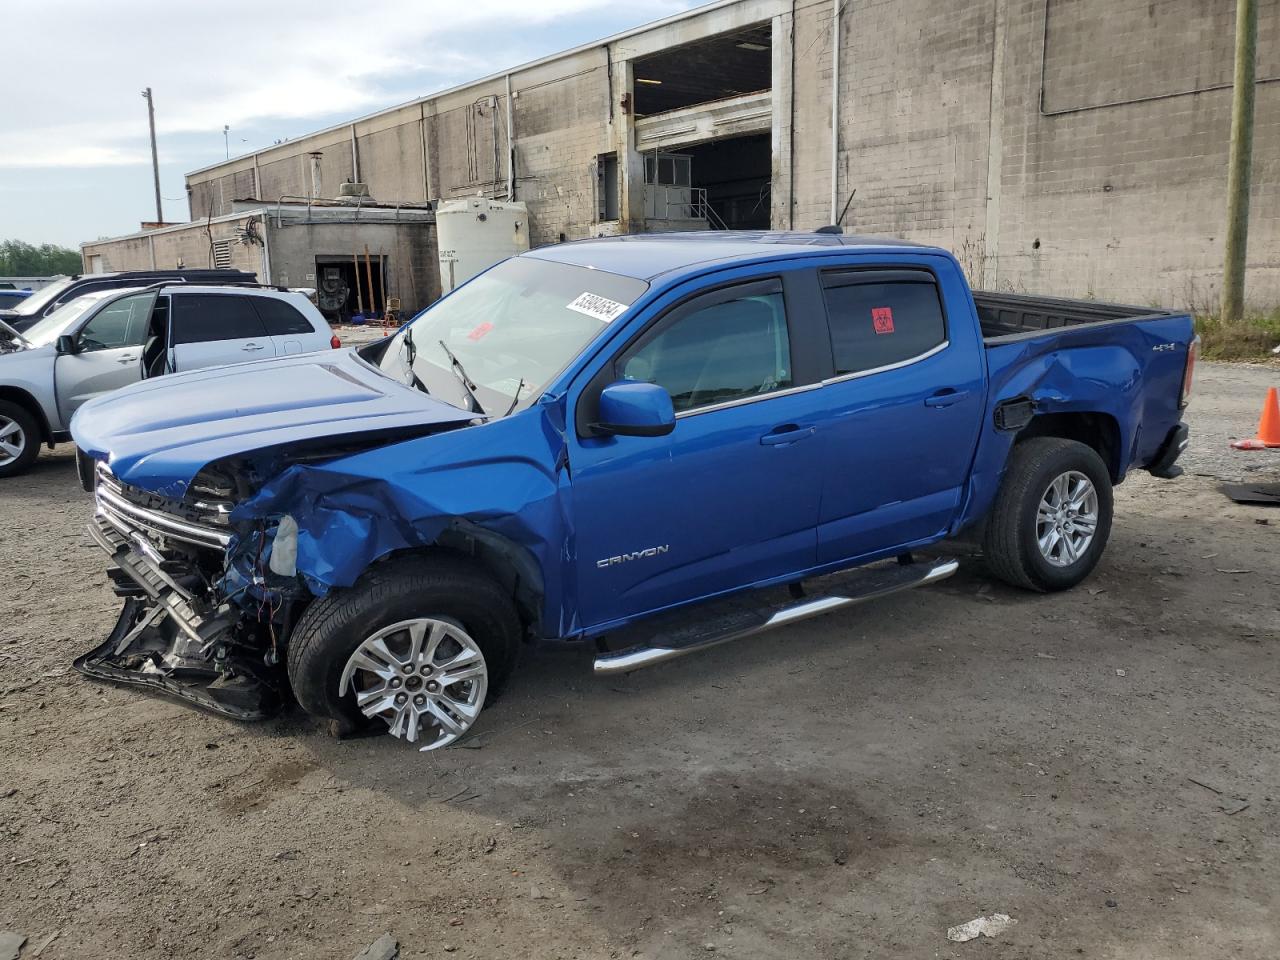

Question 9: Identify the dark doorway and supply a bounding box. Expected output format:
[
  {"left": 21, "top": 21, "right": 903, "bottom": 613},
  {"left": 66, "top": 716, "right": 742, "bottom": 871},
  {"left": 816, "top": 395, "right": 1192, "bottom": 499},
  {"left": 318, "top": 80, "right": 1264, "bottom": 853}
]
[
  {"left": 315, "top": 256, "right": 386, "bottom": 322},
  {"left": 685, "top": 134, "right": 772, "bottom": 231}
]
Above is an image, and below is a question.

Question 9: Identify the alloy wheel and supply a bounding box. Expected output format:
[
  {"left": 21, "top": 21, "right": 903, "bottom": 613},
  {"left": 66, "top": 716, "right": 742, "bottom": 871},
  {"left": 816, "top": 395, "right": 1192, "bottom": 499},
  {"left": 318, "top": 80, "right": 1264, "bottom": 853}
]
[
  {"left": 1036, "top": 470, "right": 1099, "bottom": 567},
  {"left": 0, "top": 415, "right": 26, "bottom": 468},
  {"left": 338, "top": 617, "right": 488, "bottom": 751}
]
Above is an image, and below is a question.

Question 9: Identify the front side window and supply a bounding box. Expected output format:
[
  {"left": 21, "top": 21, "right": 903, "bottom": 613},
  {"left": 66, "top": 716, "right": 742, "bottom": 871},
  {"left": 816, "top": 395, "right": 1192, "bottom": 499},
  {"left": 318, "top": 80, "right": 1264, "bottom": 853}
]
[
  {"left": 172, "top": 294, "right": 268, "bottom": 344},
  {"left": 822, "top": 273, "right": 947, "bottom": 376},
  {"left": 77, "top": 292, "right": 155, "bottom": 352},
  {"left": 620, "top": 280, "right": 792, "bottom": 413}
]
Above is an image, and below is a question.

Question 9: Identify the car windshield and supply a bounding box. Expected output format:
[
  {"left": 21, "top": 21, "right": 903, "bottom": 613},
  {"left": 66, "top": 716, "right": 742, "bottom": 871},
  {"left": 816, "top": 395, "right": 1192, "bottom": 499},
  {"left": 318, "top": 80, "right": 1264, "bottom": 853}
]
[
  {"left": 8, "top": 276, "right": 74, "bottom": 317},
  {"left": 378, "top": 256, "right": 648, "bottom": 414},
  {"left": 22, "top": 292, "right": 116, "bottom": 347}
]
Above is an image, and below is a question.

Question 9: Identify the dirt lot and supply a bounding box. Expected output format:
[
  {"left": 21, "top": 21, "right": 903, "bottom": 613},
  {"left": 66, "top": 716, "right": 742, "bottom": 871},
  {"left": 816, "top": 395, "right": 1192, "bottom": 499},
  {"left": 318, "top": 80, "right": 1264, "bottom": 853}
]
[{"left": 2, "top": 362, "right": 1278, "bottom": 960}]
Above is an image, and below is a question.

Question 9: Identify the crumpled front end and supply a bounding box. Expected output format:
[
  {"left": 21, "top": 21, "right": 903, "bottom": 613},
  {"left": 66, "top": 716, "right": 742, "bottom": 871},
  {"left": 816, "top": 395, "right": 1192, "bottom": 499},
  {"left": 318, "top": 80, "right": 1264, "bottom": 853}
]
[
  {"left": 76, "top": 459, "right": 298, "bottom": 719},
  {"left": 74, "top": 399, "right": 574, "bottom": 722}
]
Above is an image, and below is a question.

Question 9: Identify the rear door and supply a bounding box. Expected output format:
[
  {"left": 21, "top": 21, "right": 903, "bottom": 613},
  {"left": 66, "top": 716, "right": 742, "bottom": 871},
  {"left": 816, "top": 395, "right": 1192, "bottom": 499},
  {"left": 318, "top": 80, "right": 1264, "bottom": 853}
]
[
  {"left": 54, "top": 291, "right": 155, "bottom": 424},
  {"left": 812, "top": 264, "right": 985, "bottom": 564},
  {"left": 251, "top": 294, "right": 324, "bottom": 355},
  {"left": 170, "top": 293, "right": 273, "bottom": 370}
]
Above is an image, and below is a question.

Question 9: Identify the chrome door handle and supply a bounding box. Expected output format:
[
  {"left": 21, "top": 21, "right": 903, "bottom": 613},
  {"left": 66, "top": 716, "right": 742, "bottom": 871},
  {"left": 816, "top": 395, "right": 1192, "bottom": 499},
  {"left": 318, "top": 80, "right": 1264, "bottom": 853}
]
[
  {"left": 116, "top": 355, "right": 137, "bottom": 364},
  {"left": 242, "top": 343, "right": 266, "bottom": 352}
]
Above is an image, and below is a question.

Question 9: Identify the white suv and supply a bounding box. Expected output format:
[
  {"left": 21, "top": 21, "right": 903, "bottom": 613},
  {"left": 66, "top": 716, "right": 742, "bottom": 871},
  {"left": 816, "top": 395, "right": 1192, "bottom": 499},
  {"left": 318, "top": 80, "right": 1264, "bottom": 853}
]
[{"left": 0, "top": 284, "right": 341, "bottom": 478}]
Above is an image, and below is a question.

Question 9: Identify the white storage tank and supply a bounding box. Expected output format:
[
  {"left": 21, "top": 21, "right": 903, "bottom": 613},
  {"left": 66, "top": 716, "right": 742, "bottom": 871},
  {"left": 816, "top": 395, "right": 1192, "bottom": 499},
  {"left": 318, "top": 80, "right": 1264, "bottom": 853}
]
[{"left": 436, "top": 197, "right": 531, "bottom": 294}]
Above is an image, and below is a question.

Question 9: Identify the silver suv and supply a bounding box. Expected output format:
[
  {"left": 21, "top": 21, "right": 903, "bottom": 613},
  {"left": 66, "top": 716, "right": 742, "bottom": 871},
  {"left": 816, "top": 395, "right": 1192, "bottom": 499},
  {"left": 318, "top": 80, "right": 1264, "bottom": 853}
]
[{"left": 0, "top": 284, "right": 339, "bottom": 477}]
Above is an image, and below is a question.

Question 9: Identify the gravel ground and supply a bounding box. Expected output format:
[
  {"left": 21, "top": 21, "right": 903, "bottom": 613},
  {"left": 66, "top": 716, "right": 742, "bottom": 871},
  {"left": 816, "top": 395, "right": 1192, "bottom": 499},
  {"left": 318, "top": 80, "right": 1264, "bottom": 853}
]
[{"left": 1, "top": 361, "right": 1278, "bottom": 960}]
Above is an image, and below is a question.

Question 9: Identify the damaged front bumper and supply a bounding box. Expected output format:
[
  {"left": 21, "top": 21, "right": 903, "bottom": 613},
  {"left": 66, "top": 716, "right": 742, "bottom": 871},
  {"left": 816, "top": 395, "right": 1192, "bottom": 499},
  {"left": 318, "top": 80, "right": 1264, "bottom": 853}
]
[{"left": 76, "top": 477, "right": 284, "bottom": 720}]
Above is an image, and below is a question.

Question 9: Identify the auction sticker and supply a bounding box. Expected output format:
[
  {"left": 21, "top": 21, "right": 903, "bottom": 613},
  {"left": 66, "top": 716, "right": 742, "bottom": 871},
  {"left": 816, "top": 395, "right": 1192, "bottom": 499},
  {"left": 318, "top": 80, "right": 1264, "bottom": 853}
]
[{"left": 567, "top": 292, "right": 628, "bottom": 323}]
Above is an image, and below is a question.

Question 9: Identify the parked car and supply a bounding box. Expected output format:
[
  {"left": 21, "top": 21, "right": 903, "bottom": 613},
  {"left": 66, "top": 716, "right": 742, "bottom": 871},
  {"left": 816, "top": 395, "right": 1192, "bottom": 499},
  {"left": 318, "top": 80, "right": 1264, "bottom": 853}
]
[
  {"left": 70, "top": 232, "right": 1196, "bottom": 750},
  {"left": 0, "top": 284, "right": 339, "bottom": 477},
  {"left": 0, "top": 289, "right": 32, "bottom": 310},
  {"left": 0, "top": 269, "right": 257, "bottom": 333}
]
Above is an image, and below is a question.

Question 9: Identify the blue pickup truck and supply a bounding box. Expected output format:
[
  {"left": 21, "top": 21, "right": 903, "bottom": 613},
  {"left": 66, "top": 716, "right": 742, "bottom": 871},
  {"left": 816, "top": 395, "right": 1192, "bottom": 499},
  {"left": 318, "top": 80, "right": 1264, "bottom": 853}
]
[{"left": 70, "top": 232, "right": 1196, "bottom": 750}]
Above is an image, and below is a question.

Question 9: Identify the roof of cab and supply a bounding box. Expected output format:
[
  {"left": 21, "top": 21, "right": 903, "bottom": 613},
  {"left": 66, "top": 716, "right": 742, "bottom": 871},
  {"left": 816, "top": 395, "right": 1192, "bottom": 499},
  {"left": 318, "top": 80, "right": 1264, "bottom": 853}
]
[{"left": 524, "top": 231, "right": 947, "bottom": 282}]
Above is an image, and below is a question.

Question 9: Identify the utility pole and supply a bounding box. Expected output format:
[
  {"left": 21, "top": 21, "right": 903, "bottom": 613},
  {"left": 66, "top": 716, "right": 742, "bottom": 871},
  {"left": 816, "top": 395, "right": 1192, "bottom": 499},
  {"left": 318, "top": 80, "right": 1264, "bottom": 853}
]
[
  {"left": 141, "top": 87, "right": 163, "bottom": 224},
  {"left": 1221, "top": 0, "right": 1257, "bottom": 322}
]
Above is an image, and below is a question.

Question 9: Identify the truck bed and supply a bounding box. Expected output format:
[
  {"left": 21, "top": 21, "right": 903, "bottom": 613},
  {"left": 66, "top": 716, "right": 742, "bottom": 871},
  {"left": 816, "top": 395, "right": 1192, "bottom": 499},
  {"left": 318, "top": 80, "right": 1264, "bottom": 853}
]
[{"left": 975, "top": 291, "right": 1175, "bottom": 344}]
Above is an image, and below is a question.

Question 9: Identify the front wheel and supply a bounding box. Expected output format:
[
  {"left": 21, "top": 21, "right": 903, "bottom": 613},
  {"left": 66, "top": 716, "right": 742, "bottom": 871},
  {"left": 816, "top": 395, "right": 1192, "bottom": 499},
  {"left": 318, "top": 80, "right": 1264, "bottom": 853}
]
[
  {"left": 0, "top": 400, "right": 40, "bottom": 478},
  {"left": 287, "top": 554, "right": 520, "bottom": 750},
  {"left": 983, "top": 437, "right": 1114, "bottom": 592}
]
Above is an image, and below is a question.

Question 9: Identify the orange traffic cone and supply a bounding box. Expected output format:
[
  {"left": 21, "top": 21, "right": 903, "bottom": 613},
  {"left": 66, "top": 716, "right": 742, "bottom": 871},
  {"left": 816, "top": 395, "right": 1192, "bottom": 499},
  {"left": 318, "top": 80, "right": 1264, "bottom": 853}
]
[{"left": 1232, "top": 387, "right": 1280, "bottom": 449}]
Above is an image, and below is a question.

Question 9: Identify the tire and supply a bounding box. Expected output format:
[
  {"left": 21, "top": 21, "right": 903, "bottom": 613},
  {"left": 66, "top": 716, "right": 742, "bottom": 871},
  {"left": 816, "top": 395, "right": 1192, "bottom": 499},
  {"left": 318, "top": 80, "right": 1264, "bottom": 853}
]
[
  {"left": 983, "top": 437, "right": 1114, "bottom": 592},
  {"left": 287, "top": 552, "right": 520, "bottom": 746},
  {"left": 0, "top": 400, "right": 41, "bottom": 479}
]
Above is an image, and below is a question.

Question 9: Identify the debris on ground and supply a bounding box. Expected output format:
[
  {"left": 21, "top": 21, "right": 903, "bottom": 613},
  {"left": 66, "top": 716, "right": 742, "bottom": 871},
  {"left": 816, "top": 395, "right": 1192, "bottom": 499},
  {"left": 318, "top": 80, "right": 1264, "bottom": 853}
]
[
  {"left": 1187, "top": 777, "right": 1223, "bottom": 795},
  {"left": 1221, "top": 482, "right": 1280, "bottom": 505},
  {"left": 32, "top": 930, "right": 60, "bottom": 956},
  {"left": 0, "top": 932, "right": 27, "bottom": 960},
  {"left": 352, "top": 932, "right": 399, "bottom": 960},
  {"left": 946, "top": 914, "right": 1017, "bottom": 943}
]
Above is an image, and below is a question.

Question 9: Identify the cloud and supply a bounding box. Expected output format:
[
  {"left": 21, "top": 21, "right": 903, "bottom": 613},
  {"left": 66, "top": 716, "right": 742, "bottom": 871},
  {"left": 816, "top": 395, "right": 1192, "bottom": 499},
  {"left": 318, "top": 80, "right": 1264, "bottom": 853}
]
[{"left": 0, "top": 0, "right": 699, "bottom": 169}]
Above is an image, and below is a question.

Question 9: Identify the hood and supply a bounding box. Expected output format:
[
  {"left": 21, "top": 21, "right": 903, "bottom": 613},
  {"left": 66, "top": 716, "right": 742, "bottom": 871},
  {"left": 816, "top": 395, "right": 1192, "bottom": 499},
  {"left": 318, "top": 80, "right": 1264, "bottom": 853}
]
[{"left": 71, "top": 349, "right": 479, "bottom": 498}]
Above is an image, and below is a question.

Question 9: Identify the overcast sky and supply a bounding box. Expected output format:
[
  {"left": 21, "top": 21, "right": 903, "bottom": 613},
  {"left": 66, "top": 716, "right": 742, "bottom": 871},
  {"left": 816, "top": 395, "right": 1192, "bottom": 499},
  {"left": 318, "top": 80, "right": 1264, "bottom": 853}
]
[{"left": 1, "top": 0, "right": 702, "bottom": 250}]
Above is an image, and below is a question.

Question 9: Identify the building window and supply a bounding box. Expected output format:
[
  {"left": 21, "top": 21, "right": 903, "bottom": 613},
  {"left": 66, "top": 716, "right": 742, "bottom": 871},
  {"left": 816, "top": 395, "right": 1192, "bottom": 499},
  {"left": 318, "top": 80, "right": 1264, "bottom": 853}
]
[{"left": 596, "top": 153, "right": 619, "bottom": 222}]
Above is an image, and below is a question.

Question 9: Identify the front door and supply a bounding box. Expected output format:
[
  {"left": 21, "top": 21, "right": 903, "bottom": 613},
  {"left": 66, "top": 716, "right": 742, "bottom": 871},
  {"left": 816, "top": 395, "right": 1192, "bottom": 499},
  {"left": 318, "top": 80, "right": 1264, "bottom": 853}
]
[
  {"left": 54, "top": 291, "right": 155, "bottom": 425},
  {"left": 812, "top": 267, "right": 985, "bottom": 564},
  {"left": 570, "top": 276, "right": 827, "bottom": 631},
  {"left": 170, "top": 293, "right": 274, "bottom": 370}
]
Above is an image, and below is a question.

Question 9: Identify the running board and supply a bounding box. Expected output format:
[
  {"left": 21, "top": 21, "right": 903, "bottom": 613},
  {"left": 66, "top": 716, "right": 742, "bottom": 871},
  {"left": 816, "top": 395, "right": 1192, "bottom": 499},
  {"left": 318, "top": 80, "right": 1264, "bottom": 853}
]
[{"left": 593, "top": 557, "right": 959, "bottom": 677}]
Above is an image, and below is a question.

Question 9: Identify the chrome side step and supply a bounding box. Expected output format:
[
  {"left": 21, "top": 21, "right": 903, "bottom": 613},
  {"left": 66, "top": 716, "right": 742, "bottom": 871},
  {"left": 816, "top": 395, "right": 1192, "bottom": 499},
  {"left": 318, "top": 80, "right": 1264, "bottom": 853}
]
[{"left": 593, "top": 557, "right": 959, "bottom": 677}]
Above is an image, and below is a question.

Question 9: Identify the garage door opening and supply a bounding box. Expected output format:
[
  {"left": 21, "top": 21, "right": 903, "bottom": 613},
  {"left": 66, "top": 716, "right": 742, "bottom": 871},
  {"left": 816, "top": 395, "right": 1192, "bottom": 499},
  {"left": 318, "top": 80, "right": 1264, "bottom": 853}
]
[
  {"left": 683, "top": 134, "right": 772, "bottom": 231},
  {"left": 632, "top": 22, "right": 772, "bottom": 116},
  {"left": 315, "top": 256, "right": 386, "bottom": 322}
]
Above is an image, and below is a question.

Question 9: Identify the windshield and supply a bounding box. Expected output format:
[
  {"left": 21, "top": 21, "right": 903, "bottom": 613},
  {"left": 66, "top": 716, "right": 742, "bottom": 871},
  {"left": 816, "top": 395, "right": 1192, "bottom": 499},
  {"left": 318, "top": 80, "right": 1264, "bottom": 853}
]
[
  {"left": 22, "top": 293, "right": 111, "bottom": 347},
  {"left": 8, "top": 276, "right": 74, "bottom": 317},
  {"left": 378, "top": 256, "right": 648, "bottom": 414}
]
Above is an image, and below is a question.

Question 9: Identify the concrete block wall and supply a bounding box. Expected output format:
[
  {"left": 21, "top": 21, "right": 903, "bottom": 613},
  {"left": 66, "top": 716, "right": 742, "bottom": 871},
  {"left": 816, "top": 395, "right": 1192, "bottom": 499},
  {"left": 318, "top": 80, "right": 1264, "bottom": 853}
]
[
  {"left": 990, "top": 0, "right": 1280, "bottom": 308},
  {"left": 784, "top": 0, "right": 1280, "bottom": 308},
  {"left": 82, "top": 215, "right": 265, "bottom": 277}
]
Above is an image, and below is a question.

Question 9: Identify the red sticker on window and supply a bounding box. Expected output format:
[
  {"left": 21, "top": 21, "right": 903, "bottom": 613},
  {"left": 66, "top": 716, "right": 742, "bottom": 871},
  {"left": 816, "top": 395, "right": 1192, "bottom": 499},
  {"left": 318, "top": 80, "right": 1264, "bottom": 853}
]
[
  {"left": 872, "top": 306, "right": 895, "bottom": 335},
  {"left": 467, "top": 322, "right": 494, "bottom": 341}
]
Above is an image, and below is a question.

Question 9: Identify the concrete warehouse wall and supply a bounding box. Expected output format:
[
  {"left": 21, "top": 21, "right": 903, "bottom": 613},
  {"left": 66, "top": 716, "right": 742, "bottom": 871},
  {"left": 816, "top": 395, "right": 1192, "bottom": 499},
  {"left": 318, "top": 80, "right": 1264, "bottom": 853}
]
[
  {"left": 81, "top": 215, "right": 265, "bottom": 276},
  {"left": 175, "top": 0, "right": 1279, "bottom": 310}
]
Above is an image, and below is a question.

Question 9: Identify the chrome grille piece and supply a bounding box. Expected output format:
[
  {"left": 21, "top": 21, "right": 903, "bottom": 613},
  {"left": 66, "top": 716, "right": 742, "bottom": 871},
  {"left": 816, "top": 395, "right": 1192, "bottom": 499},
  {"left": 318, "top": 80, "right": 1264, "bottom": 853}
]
[{"left": 94, "top": 462, "right": 231, "bottom": 551}]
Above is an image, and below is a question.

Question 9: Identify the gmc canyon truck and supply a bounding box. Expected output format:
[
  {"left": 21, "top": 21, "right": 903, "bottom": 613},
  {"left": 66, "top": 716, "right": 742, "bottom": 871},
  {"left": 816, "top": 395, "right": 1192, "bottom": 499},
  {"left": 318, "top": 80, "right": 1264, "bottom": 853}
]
[{"left": 70, "top": 232, "right": 1196, "bottom": 751}]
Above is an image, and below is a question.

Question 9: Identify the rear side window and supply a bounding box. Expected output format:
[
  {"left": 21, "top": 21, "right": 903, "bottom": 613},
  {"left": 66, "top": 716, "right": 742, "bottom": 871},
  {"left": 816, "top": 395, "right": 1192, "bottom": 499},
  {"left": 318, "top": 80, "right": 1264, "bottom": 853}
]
[
  {"left": 253, "top": 296, "right": 315, "bottom": 335},
  {"left": 172, "top": 294, "right": 268, "bottom": 344},
  {"left": 821, "top": 272, "right": 946, "bottom": 376}
]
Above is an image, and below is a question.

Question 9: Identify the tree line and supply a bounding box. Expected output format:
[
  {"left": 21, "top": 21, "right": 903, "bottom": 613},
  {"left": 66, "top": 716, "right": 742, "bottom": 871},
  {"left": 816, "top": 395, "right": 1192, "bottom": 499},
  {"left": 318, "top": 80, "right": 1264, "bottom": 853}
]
[{"left": 0, "top": 239, "right": 83, "bottom": 277}]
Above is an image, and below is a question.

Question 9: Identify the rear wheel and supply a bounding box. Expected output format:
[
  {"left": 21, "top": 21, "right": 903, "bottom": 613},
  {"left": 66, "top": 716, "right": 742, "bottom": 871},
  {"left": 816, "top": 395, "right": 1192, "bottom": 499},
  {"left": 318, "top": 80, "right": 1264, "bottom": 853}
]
[
  {"left": 983, "top": 437, "right": 1113, "bottom": 592},
  {"left": 0, "top": 401, "right": 40, "bottom": 479},
  {"left": 287, "top": 554, "right": 520, "bottom": 750}
]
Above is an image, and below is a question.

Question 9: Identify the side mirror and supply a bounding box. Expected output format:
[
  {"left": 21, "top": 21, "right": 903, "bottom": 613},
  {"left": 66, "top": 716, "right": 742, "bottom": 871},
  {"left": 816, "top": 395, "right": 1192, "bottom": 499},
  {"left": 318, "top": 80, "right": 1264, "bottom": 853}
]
[
  {"left": 55, "top": 335, "right": 78, "bottom": 355},
  {"left": 593, "top": 381, "right": 675, "bottom": 438}
]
